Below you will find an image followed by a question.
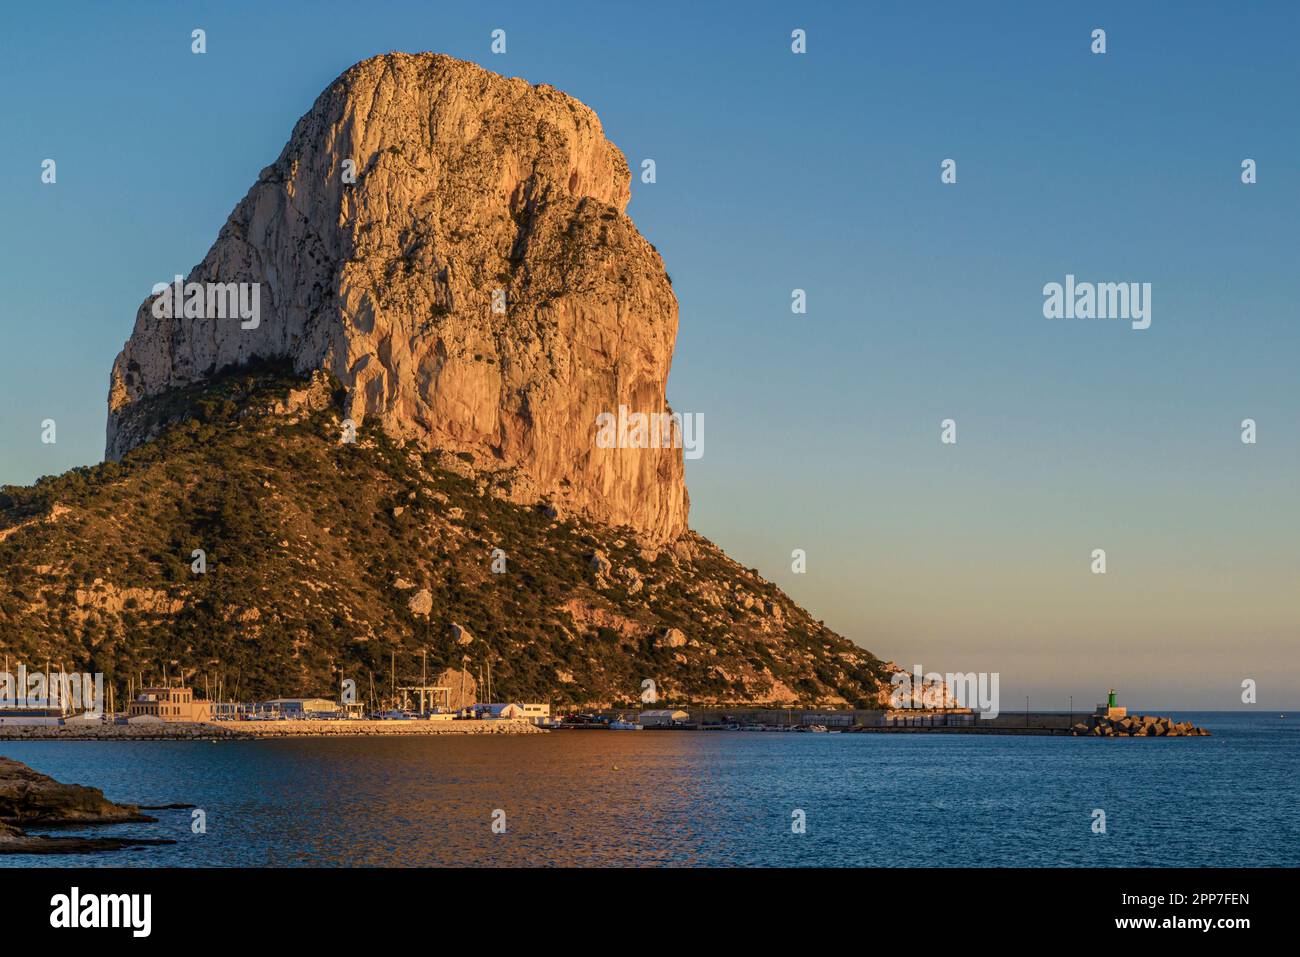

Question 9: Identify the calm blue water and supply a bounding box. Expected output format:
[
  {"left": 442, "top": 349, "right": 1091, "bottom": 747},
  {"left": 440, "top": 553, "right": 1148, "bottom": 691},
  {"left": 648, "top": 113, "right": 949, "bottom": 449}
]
[{"left": 2, "top": 712, "right": 1295, "bottom": 866}]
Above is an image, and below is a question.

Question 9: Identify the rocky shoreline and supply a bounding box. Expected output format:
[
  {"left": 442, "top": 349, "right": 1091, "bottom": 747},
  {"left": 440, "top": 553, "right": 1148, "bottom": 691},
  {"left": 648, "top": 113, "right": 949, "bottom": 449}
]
[
  {"left": 0, "top": 756, "right": 173, "bottom": 854},
  {"left": 0, "top": 719, "right": 548, "bottom": 741}
]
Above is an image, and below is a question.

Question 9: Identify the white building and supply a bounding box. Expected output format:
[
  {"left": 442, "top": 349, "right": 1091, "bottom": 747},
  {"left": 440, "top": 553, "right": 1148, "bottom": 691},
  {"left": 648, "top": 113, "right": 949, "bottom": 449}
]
[
  {"left": 0, "top": 708, "right": 63, "bottom": 726},
  {"left": 519, "top": 703, "right": 551, "bottom": 725},
  {"left": 478, "top": 703, "right": 526, "bottom": 720},
  {"left": 639, "top": 709, "right": 690, "bottom": 727}
]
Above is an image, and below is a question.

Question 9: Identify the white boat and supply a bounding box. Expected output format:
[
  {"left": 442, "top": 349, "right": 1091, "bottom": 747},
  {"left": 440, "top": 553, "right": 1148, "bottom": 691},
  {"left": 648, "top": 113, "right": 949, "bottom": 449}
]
[{"left": 609, "top": 716, "right": 642, "bottom": 730}]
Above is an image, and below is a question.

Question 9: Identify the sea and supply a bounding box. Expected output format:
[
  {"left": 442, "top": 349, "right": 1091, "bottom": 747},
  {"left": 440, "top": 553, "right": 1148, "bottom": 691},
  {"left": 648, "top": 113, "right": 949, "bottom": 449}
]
[{"left": 2, "top": 712, "right": 1295, "bottom": 867}]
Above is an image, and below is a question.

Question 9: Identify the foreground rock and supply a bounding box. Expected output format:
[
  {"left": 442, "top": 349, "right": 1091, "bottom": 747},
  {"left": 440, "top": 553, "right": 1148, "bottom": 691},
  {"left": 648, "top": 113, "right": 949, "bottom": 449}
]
[
  {"left": 107, "top": 52, "right": 688, "bottom": 545},
  {"left": 0, "top": 756, "right": 149, "bottom": 825},
  {"left": 1070, "top": 715, "right": 1211, "bottom": 737},
  {"left": 0, "top": 756, "right": 172, "bottom": 855},
  {"left": 0, "top": 828, "right": 174, "bottom": 855}
]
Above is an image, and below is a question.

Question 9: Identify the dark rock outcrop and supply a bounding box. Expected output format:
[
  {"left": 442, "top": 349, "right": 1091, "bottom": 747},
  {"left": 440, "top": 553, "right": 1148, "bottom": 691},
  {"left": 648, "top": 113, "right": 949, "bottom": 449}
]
[{"left": 0, "top": 756, "right": 171, "bottom": 855}]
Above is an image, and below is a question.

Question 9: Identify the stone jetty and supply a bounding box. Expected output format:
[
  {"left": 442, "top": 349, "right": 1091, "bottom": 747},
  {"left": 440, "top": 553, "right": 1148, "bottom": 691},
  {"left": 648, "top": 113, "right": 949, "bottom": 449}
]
[{"left": 0, "top": 719, "right": 547, "bottom": 741}]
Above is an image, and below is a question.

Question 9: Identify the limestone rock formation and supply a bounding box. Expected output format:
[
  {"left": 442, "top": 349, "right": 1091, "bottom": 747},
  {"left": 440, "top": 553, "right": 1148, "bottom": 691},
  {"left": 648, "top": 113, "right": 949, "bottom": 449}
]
[
  {"left": 0, "top": 53, "right": 896, "bottom": 708},
  {"left": 107, "top": 52, "right": 688, "bottom": 544},
  {"left": 408, "top": 588, "right": 433, "bottom": 617},
  {"left": 657, "top": 627, "right": 688, "bottom": 649},
  {"left": 433, "top": 667, "right": 478, "bottom": 711}
]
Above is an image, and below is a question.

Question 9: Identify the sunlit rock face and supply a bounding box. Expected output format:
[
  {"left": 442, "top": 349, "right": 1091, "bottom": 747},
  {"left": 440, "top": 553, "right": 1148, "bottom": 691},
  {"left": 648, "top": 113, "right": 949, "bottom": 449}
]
[{"left": 107, "top": 52, "right": 688, "bottom": 544}]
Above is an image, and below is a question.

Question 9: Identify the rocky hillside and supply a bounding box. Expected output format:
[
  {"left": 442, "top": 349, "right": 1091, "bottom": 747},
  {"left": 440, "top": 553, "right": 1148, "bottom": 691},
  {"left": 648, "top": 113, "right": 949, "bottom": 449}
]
[
  {"left": 2, "top": 363, "right": 890, "bottom": 707},
  {"left": 108, "top": 52, "right": 687, "bottom": 544}
]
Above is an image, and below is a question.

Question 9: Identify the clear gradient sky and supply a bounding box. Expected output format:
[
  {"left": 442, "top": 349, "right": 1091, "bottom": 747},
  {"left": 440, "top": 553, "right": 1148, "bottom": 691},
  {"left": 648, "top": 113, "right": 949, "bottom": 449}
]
[{"left": 1, "top": 1, "right": 1297, "bottom": 709}]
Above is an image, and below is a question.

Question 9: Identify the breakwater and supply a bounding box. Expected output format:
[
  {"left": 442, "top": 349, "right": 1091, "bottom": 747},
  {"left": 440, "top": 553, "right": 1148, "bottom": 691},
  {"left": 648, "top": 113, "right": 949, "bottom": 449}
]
[
  {"left": 0, "top": 719, "right": 546, "bottom": 741},
  {"left": 587, "top": 708, "right": 1211, "bottom": 736}
]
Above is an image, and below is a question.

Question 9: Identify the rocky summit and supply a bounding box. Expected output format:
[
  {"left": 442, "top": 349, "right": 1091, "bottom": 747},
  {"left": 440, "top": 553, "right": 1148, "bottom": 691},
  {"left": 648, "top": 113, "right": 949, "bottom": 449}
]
[
  {"left": 107, "top": 52, "right": 686, "bottom": 545},
  {"left": 1, "top": 54, "right": 894, "bottom": 707}
]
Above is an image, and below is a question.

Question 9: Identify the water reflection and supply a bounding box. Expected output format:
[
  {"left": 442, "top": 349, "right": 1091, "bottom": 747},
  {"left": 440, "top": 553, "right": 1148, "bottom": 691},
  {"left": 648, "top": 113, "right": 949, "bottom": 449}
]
[{"left": 3, "top": 714, "right": 1296, "bottom": 867}]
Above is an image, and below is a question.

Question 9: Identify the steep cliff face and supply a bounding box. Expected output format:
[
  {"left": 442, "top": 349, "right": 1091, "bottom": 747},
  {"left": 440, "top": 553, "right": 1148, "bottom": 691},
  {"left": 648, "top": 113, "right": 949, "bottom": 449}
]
[{"left": 107, "top": 53, "right": 688, "bottom": 544}]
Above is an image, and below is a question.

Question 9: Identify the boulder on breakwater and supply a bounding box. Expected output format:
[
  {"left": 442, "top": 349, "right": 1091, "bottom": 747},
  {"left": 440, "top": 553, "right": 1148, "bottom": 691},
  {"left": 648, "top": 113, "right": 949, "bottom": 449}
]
[{"left": 1070, "top": 714, "right": 1210, "bottom": 737}]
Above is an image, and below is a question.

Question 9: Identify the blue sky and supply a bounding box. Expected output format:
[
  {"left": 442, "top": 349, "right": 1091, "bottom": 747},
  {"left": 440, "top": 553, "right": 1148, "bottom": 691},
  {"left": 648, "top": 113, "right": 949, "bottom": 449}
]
[{"left": 1, "top": 1, "right": 1297, "bottom": 707}]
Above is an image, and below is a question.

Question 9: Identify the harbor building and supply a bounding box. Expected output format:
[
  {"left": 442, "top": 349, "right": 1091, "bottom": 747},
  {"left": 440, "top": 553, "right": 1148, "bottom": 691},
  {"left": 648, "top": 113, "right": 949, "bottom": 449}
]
[
  {"left": 0, "top": 707, "right": 65, "bottom": 727},
  {"left": 882, "top": 711, "right": 977, "bottom": 727},
  {"left": 520, "top": 703, "right": 551, "bottom": 725},
  {"left": 127, "top": 686, "right": 211, "bottom": 723},
  {"left": 639, "top": 709, "right": 690, "bottom": 727},
  {"left": 800, "top": 711, "right": 857, "bottom": 728},
  {"left": 473, "top": 703, "right": 527, "bottom": 720},
  {"left": 260, "top": 698, "right": 342, "bottom": 718}
]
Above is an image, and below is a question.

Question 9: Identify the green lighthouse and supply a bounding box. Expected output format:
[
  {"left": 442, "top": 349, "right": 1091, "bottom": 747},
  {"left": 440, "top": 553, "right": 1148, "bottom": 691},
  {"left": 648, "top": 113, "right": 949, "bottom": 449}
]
[{"left": 1108, "top": 689, "right": 1117, "bottom": 709}]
